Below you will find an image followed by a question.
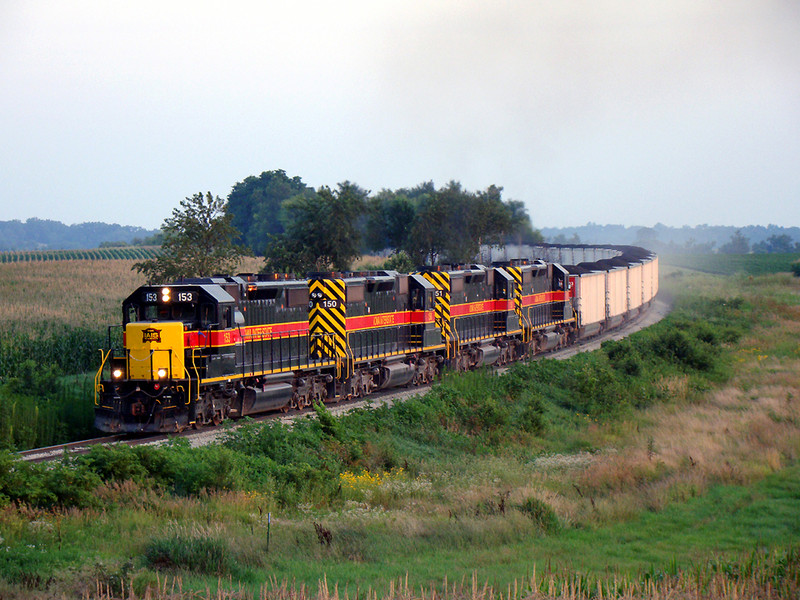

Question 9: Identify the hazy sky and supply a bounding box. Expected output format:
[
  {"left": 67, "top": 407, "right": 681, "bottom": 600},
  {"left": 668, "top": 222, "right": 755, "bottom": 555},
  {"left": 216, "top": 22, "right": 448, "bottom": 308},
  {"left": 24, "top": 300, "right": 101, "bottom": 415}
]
[{"left": 2, "top": 1, "right": 799, "bottom": 230}]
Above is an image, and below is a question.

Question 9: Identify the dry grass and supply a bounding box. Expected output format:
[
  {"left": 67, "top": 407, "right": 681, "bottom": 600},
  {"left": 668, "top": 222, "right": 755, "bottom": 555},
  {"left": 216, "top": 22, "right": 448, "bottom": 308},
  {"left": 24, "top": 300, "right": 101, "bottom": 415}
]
[
  {"left": 536, "top": 371, "right": 800, "bottom": 526},
  {"left": 80, "top": 564, "right": 799, "bottom": 600},
  {"left": 0, "top": 257, "right": 265, "bottom": 331},
  {"left": 0, "top": 260, "right": 146, "bottom": 330},
  {"left": 487, "top": 272, "right": 800, "bottom": 529}
]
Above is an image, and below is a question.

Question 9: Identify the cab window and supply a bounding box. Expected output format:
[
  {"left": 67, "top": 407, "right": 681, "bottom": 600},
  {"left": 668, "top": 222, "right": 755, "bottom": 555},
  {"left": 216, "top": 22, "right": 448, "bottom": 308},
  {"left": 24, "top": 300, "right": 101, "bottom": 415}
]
[
  {"left": 124, "top": 303, "right": 140, "bottom": 324},
  {"left": 200, "top": 304, "right": 217, "bottom": 329}
]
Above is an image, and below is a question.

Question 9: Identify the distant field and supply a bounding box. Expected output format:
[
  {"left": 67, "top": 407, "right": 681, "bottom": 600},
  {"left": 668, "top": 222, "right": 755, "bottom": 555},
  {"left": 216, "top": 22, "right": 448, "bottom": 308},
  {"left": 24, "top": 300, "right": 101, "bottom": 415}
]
[
  {"left": 0, "top": 255, "right": 264, "bottom": 330},
  {"left": 0, "top": 246, "right": 162, "bottom": 262},
  {"left": 661, "top": 252, "right": 800, "bottom": 275}
]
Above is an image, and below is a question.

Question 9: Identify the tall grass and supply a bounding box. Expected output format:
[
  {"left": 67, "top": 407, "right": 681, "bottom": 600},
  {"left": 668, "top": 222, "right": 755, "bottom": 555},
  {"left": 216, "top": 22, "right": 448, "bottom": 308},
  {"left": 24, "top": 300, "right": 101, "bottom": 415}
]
[
  {"left": 79, "top": 547, "right": 800, "bottom": 600},
  {"left": 0, "top": 376, "right": 95, "bottom": 449}
]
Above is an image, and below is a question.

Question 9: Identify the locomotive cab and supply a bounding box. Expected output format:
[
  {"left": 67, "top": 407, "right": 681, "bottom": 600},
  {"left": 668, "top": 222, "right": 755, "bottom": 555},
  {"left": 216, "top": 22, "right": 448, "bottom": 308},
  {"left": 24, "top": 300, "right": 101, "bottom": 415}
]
[
  {"left": 96, "top": 283, "right": 237, "bottom": 433},
  {"left": 408, "top": 274, "right": 441, "bottom": 349}
]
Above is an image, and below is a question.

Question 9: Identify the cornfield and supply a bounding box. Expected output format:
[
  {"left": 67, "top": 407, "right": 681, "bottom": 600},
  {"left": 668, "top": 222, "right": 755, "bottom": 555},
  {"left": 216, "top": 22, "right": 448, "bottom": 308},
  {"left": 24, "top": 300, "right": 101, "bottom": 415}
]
[
  {"left": 0, "top": 259, "right": 147, "bottom": 448},
  {"left": 0, "top": 246, "right": 161, "bottom": 263}
]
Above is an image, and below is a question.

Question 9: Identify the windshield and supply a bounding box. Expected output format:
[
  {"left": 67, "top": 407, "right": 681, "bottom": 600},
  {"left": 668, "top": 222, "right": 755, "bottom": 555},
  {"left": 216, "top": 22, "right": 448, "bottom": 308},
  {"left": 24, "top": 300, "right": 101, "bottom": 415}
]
[{"left": 125, "top": 302, "right": 199, "bottom": 327}]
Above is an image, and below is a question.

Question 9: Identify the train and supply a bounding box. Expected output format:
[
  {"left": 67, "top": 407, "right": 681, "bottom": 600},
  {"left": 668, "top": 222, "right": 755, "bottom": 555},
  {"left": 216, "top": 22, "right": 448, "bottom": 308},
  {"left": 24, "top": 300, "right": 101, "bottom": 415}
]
[{"left": 94, "top": 244, "right": 658, "bottom": 433}]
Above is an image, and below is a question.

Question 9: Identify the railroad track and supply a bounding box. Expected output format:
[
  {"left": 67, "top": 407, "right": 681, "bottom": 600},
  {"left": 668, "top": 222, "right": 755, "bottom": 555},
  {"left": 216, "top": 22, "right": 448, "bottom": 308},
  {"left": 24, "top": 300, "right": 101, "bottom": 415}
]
[
  {"left": 17, "top": 435, "right": 129, "bottom": 463},
  {"left": 18, "top": 298, "right": 670, "bottom": 463}
]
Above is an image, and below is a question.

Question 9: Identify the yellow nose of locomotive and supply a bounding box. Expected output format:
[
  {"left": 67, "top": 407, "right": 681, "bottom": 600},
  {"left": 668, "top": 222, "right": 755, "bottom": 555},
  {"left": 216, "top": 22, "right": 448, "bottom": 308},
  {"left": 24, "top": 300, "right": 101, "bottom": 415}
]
[{"left": 125, "top": 322, "right": 186, "bottom": 380}]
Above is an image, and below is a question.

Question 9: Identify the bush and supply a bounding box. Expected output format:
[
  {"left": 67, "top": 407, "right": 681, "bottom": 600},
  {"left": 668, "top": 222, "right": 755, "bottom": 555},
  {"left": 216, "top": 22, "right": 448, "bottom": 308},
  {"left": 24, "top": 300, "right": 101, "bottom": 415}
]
[
  {"left": 602, "top": 339, "right": 643, "bottom": 376},
  {"left": 517, "top": 497, "right": 561, "bottom": 534},
  {"left": 0, "top": 452, "right": 100, "bottom": 509},
  {"left": 646, "top": 328, "right": 715, "bottom": 372},
  {"left": 79, "top": 444, "right": 150, "bottom": 483},
  {"left": 382, "top": 251, "right": 415, "bottom": 273}
]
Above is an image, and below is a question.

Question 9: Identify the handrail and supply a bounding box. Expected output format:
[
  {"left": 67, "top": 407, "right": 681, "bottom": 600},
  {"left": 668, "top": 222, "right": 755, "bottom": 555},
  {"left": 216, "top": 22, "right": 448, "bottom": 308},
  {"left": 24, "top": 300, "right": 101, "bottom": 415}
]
[{"left": 94, "top": 348, "right": 112, "bottom": 405}]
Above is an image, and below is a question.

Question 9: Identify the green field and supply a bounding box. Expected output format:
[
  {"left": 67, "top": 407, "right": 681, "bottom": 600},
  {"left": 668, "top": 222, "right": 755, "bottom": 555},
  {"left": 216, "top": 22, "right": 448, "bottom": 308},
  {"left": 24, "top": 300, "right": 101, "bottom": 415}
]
[
  {"left": 1, "top": 255, "right": 799, "bottom": 599},
  {"left": 661, "top": 252, "right": 800, "bottom": 275},
  {"left": 0, "top": 246, "right": 161, "bottom": 263}
]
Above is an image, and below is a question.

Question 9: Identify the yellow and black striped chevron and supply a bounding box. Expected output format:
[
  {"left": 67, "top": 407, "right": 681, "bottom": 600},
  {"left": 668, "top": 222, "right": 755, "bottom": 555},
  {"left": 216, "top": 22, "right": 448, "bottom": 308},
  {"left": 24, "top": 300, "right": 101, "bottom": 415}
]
[
  {"left": 418, "top": 270, "right": 454, "bottom": 356},
  {"left": 308, "top": 277, "right": 347, "bottom": 359},
  {"left": 504, "top": 265, "right": 532, "bottom": 342},
  {"left": 506, "top": 266, "right": 523, "bottom": 318}
]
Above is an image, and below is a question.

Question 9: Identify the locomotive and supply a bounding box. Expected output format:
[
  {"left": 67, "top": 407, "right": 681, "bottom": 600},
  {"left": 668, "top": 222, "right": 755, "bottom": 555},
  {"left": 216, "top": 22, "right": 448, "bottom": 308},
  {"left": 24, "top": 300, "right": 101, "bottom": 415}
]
[{"left": 94, "top": 245, "right": 658, "bottom": 433}]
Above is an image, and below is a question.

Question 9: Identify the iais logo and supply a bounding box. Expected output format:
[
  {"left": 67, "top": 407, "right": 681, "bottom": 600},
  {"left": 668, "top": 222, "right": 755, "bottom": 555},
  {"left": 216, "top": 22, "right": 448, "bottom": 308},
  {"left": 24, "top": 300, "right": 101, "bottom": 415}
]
[{"left": 142, "top": 327, "right": 162, "bottom": 343}]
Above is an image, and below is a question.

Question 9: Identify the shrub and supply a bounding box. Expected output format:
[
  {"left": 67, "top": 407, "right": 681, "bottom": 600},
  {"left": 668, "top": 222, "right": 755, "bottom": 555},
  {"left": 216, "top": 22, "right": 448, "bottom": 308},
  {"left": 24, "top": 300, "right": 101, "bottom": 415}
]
[
  {"left": 646, "top": 328, "right": 715, "bottom": 372},
  {"left": 382, "top": 251, "right": 415, "bottom": 273},
  {"left": 517, "top": 496, "right": 561, "bottom": 534},
  {"left": 79, "top": 444, "right": 150, "bottom": 483},
  {"left": 602, "top": 339, "right": 643, "bottom": 376},
  {"left": 0, "top": 452, "right": 100, "bottom": 508}
]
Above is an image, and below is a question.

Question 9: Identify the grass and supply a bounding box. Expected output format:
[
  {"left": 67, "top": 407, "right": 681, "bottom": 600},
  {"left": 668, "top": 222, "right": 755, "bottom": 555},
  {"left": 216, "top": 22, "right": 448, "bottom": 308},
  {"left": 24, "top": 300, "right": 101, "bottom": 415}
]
[
  {"left": 0, "top": 256, "right": 264, "bottom": 331},
  {"left": 661, "top": 252, "right": 800, "bottom": 276},
  {"left": 1, "top": 256, "right": 800, "bottom": 598}
]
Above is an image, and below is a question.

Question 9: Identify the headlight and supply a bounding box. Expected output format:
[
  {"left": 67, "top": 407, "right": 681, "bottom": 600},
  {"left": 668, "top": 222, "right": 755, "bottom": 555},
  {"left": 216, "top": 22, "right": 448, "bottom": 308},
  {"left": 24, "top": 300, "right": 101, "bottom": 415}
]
[
  {"left": 112, "top": 368, "right": 124, "bottom": 379},
  {"left": 157, "top": 368, "right": 168, "bottom": 379},
  {"left": 161, "top": 287, "right": 171, "bottom": 303}
]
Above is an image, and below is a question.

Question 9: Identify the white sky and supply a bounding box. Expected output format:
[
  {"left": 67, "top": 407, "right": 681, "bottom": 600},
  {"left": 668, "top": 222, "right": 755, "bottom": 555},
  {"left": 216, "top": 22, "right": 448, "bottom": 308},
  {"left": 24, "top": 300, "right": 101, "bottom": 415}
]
[{"left": 1, "top": 1, "right": 798, "bottom": 230}]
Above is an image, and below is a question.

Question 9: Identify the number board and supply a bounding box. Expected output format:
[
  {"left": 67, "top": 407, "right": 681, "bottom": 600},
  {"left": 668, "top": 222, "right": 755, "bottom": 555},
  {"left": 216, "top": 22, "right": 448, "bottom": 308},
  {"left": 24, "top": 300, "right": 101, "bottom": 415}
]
[
  {"left": 309, "top": 290, "right": 341, "bottom": 309},
  {"left": 142, "top": 290, "right": 198, "bottom": 303}
]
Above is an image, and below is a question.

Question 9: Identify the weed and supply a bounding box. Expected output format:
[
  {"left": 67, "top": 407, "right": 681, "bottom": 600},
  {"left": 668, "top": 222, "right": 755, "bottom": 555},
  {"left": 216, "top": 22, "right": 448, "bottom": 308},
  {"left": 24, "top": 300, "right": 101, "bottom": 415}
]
[{"left": 143, "top": 525, "right": 234, "bottom": 575}]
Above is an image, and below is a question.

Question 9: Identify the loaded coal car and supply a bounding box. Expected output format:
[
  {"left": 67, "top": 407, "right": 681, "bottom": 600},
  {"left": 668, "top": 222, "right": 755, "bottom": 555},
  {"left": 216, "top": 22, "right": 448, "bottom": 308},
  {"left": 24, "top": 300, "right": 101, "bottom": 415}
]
[{"left": 563, "top": 245, "right": 658, "bottom": 340}]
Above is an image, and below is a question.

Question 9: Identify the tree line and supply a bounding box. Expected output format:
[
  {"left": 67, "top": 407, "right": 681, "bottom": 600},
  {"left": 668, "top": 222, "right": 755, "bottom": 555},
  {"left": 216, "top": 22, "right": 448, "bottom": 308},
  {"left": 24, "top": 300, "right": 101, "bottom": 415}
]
[
  {"left": 135, "top": 170, "right": 542, "bottom": 283},
  {"left": 543, "top": 223, "right": 800, "bottom": 255},
  {"left": 0, "top": 219, "right": 159, "bottom": 252}
]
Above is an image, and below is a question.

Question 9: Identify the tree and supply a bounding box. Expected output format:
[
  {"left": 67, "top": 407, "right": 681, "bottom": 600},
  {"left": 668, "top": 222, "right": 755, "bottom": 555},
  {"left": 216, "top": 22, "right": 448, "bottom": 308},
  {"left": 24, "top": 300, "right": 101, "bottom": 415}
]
[
  {"left": 263, "top": 182, "right": 368, "bottom": 273},
  {"left": 227, "top": 170, "right": 313, "bottom": 255},
  {"left": 470, "top": 185, "right": 514, "bottom": 249},
  {"left": 404, "top": 189, "right": 450, "bottom": 266},
  {"left": 719, "top": 230, "right": 750, "bottom": 254},
  {"left": 635, "top": 227, "right": 659, "bottom": 249},
  {"left": 401, "top": 182, "right": 519, "bottom": 265},
  {"left": 363, "top": 191, "right": 417, "bottom": 253},
  {"left": 752, "top": 234, "right": 796, "bottom": 254},
  {"left": 504, "top": 200, "right": 543, "bottom": 245},
  {"left": 133, "top": 192, "right": 246, "bottom": 284}
]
